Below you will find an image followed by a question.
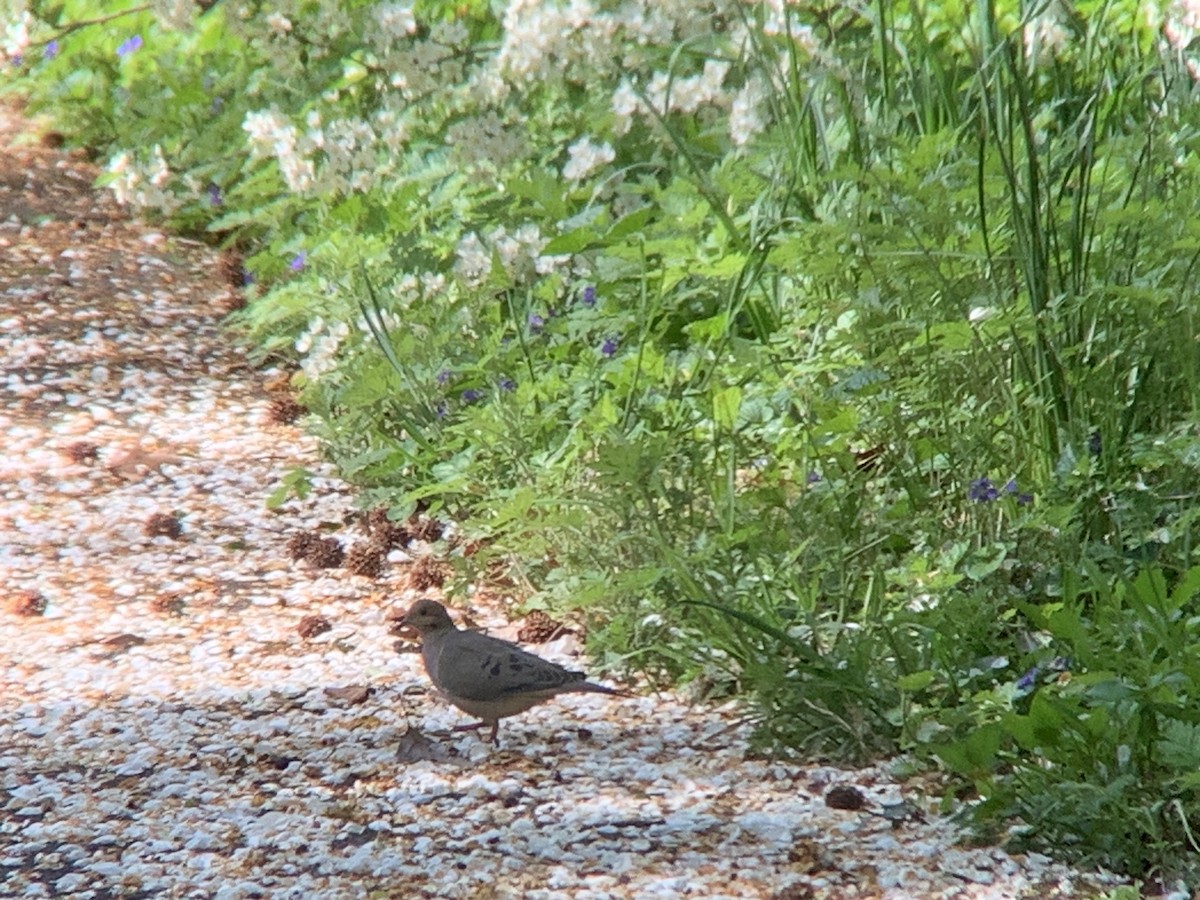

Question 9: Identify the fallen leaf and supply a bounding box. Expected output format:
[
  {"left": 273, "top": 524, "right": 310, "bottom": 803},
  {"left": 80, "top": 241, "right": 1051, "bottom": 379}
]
[
  {"left": 323, "top": 684, "right": 374, "bottom": 705},
  {"left": 107, "top": 444, "right": 186, "bottom": 478},
  {"left": 395, "top": 727, "right": 456, "bottom": 763}
]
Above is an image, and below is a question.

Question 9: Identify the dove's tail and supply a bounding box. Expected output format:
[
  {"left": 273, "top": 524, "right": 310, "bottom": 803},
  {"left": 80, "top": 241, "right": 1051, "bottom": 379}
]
[{"left": 574, "top": 681, "right": 636, "bottom": 698}]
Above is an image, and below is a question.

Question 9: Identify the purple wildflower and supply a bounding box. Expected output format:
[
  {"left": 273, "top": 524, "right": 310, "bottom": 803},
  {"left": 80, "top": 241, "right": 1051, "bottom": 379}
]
[
  {"left": 43, "top": 41, "right": 59, "bottom": 61},
  {"left": 498, "top": 377, "right": 516, "bottom": 392},
  {"left": 435, "top": 400, "right": 448, "bottom": 419},
  {"left": 116, "top": 35, "right": 143, "bottom": 58},
  {"left": 528, "top": 313, "right": 544, "bottom": 335},
  {"left": 807, "top": 471, "right": 822, "bottom": 484},
  {"left": 600, "top": 336, "right": 619, "bottom": 357},
  {"left": 461, "top": 388, "right": 483, "bottom": 404},
  {"left": 207, "top": 183, "right": 222, "bottom": 207},
  {"left": 289, "top": 251, "right": 306, "bottom": 272},
  {"left": 436, "top": 369, "right": 452, "bottom": 386},
  {"left": 1016, "top": 666, "right": 1040, "bottom": 691},
  {"left": 968, "top": 478, "right": 999, "bottom": 503},
  {"left": 1004, "top": 478, "right": 1034, "bottom": 506},
  {"left": 581, "top": 285, "right": 597, "bottom": 308}
]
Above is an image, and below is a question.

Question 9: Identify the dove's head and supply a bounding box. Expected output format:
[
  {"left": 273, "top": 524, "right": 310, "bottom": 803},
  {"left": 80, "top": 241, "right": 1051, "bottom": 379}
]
[{"left": 400, "top": 598, "right": 456, "bottom": 636}]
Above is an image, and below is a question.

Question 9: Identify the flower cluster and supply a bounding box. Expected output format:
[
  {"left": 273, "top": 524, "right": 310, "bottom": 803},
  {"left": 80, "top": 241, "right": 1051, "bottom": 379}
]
[
  {"left": 243, "top": 106, "right": 408, "bottom": 196},
  {"left": 729, "top": 76, "right": 770, "bottom": 147},
  {"left": 151, "top": 0, "right": 195, "bottom": 31},
  {"left": 562, "top": 137, "right": 615, "bottom": 182},
  {"left": 295, "top": 315, "right": 350, "bottom": 380},
  {"left": 373, "top": 3, "right": 417, "bottom": 40},
  {"left": 107, "top": 145, "right": 184, "bottom": 213},
  {"left": 454, "top": 224, "right": 548, "bottom": 288},
  {"left": 611, "top": 59, "right": 732, "bottom": 136},
  {"left": 89, "top": 0, "right": 847, "bottom": 218},
  {"left": 968, "top": 477, "right": 1033, "bottom": 506},
  {"left": 2, "top": 11, "right": 33, "bottom": 64},
  {"left": 243, "top": 108, "right": 316, "bottom": 193},
  {"left": 232, "top": 7, "right": 471, "bottom": 201},
  {"left": 1022, "top": 10, "right": 1069, "bottom": 65},
  {"left": 493, "top": 0, "right": 713, "bottom": 86},
  {"left": 1164, "top": 0, "right": 1200, "bottom": 50},
  {"left": 446, "top": 111, "right": 527, "bottom": 171}
]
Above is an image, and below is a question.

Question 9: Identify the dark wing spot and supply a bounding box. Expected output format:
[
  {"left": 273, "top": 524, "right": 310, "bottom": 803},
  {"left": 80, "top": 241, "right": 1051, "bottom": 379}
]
[{"left": 489, "top": 662, "right": 502, "bottom": 677}]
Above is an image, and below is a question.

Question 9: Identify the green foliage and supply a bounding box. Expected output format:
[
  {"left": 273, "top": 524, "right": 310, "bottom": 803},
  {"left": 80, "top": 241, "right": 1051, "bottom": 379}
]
[
  {"left": 932, "top": 565, "right": 1200, "bottom": 883},
  {"left": 266, "top": 467, "right": 316, "bottom": 510},
  {"left": 9, "top": 0, "right": 1200, "bottom": 884}
]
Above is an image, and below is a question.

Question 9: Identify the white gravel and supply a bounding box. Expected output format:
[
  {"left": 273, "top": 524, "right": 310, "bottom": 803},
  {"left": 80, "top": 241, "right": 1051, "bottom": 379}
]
[{"left": 0, "top": 103, "right": 1127, "bottom": 898}]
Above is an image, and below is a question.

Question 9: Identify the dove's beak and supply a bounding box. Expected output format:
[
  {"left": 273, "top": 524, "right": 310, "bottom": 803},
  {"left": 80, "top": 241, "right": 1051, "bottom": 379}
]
[{"left": 388, "top": 609, "right": 419, "bottom": 639}]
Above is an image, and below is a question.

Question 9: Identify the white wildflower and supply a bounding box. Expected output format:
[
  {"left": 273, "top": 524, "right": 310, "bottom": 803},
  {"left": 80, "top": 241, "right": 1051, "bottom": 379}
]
[
  {"left": 760, "top": 0, "right": 820, "bottom": 50},
  {"left": 104, "top": 145, "right": 182, "bottom": 213},
  {"left": 294, "top": 316, "right": 325, "bottom": 355},
  {"left": 455, "top": 232, "right": 492, "bottom": 287},
  {"left": 299, "top": 320, "right": 350, "bottom": 381},
  {"left": 535, "top": 254, "right": 571, "bottom": 275},
  {"left": 2, "top": 12, "right": 32, "bottom": 60},
  {"left": 491, "top": 228, "right": 524, "bottom": 273},
  {"left": 302, "top": 334, "right": 342, "bottom": 379},
  {"left": 562, "top": 137, "right": 615, "bottom": 182},
  {"left": 151, "top": 0, "right": 194, "bottom": 30},
  {"left": 420, "top": 271, "right": 447, "bottom": 296},
  {"left": 1023, "top": 12, "right": 1069, "bottom": 65},
  {"left": 644, "top": 60, "right": 730, "bottom": 117},
  {"left": 242, "top": 108, "right": 319, "bottom": 192},
  {"left": 431, "top": 20, "right": 468, "bottom": 45},
  {"left": 611, "top": 81, "right": 640, "bottom": 117},
  {"left": 729, "top": 76, "right": 769, "bottom": 146},
  {"left": 107, "top": 153, "right": 134, "bottom": 205},
  {"left": 148, "top": 145, "right": 171, "bottom": 187},
  {"left": 1164, "top": 0, "right": 1200, "bottom": 51},
  {"left": 445, "top": 112, "right": 526, "bottom": 170},
  {"left": 357, "top": 308, "right": 401, "bottom": 334},
  {"left": 1175, "top": 0, "right": 1200, "bottom": 30},
  {"left": 374, "top": 3, "right": 417, "bottom": 40},
  {"left": 243, "top": 108, "right": 293, "bottom": 158}
]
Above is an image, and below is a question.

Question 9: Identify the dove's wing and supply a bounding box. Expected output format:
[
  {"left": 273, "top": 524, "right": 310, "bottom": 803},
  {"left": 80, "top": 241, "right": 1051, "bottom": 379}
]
[{"left": 430, "top": 629, "right": 587, "bottom": 703}]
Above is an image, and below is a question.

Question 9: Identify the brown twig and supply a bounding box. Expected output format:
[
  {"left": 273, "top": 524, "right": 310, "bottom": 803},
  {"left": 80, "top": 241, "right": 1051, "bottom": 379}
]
[{"left": 32, "top": 4, "right": 154, "bottom": 48}]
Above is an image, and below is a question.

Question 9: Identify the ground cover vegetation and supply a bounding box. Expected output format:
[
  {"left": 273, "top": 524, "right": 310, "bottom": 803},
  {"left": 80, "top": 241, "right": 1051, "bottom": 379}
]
[{"left": 6, "top": 0, "right": 1200, "bottom": 886}]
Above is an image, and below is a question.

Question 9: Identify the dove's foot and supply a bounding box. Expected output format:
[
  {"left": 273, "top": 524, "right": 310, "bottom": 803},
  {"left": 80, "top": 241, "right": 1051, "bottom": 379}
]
[{"left": 452, "top": 720, "right": 501, "bottom": 744}]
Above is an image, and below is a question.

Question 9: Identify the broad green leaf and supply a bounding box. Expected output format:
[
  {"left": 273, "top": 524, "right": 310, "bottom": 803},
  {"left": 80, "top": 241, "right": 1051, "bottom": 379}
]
[
  {"left": 712, "top": 385, "right": 742, "bottom": 431},
  {"left": 897, "top": 670, "right": 936, "bottom": 692}
]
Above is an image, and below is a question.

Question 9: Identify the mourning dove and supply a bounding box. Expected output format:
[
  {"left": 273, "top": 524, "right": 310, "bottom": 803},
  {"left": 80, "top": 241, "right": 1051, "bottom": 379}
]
[{"left": 399, "top": 598, "right": 627, "bottom": 743}]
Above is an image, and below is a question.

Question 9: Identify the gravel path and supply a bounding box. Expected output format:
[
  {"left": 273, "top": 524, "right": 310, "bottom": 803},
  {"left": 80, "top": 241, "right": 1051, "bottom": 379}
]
[{"left": 0, "top": 103, "right": 1122, "bottom": 899}]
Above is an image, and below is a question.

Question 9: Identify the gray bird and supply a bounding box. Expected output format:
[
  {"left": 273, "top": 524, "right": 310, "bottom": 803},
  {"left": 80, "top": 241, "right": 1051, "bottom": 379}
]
[{"left": 399, "top": 598, "right": 627, "bottom": 743}]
